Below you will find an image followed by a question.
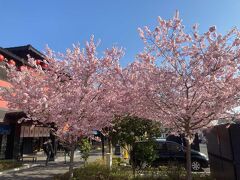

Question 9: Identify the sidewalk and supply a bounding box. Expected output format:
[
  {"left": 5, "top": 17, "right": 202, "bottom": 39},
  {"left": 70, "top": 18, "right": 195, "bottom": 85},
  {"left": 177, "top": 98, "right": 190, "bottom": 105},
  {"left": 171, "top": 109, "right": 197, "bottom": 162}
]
[{"left": 0, "top": 151, "right": 102, "bottom": 180}]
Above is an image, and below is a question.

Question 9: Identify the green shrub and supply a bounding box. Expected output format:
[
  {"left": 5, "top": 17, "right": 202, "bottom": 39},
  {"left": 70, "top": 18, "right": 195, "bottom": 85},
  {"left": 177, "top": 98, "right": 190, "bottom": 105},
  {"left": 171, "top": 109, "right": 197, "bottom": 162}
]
[
  {"left": 165, "top": 162, "right": 186, "bottom": 180},
  {"left": 192, "top": 173, "right": 214, "bottom": 180},
  {"left": 112, "top": 157, "right": 126, "bottom": 166},
  {"left": 0, "top": 160, "right": 22, "bottom": 171},
  {"left": 54, "top": 159, "right": 131, "bottom": 180},
  {"left": 72, "top": 162, "right": 132, "bottom": 180},
  {"left": 132, "top": 140, "right": 157, "bottom": 169},
  {"left": 79, "top": 138, "right": 92, "bottom": 166},
  {"left": 54, "top": 160, "right": 213, "bottom": 180}
]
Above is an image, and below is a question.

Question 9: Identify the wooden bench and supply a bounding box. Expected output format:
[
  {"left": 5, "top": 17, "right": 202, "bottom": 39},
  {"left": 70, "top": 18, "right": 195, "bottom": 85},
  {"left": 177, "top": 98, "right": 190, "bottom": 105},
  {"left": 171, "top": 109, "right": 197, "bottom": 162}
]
[{"left": 17, "top": 154, "right": 37, "bottom": 162}]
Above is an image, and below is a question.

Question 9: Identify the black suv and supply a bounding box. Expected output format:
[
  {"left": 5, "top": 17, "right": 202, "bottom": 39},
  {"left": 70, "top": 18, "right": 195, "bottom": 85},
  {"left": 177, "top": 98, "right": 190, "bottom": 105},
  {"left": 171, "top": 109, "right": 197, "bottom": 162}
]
[{"left": 131, "top": 139, "right": 209, "bottom": 171}]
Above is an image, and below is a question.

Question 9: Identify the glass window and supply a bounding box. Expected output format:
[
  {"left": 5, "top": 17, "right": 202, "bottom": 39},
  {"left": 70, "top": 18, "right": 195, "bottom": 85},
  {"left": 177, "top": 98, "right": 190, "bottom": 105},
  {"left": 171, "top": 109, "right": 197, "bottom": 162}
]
[
  {"left": 167, "top": 142, "right": 182, "bottom": 153},
  {"left": 157, "top": 142, "right": 167, "bottom": 152}
]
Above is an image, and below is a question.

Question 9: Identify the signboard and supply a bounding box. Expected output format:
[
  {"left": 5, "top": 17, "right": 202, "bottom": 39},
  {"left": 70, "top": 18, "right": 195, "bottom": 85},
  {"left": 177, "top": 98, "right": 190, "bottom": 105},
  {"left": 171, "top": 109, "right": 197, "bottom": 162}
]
[
  {"left": 39, "top": 127, "right": 44, "bottom": 137},
  {"left": 0, "top": 125, "right": 11, "bottom": 135},
  {"left": 29, "top": 126, "right": 35, "bottom": 137},
  {"left": 33, "top": 127, "right": 39, "bottom": 137},
  {"left": 20, "top": 126, "right": 24, "bottom": 137},
  {"left": 24, "top": 126, "right": 30, "bottom": 137},
  {"left": 43, "top": 127, "right": 50, "bottom": 137},
  {"left": 20, "top": 126, "right": 50, "bottom": 137}
]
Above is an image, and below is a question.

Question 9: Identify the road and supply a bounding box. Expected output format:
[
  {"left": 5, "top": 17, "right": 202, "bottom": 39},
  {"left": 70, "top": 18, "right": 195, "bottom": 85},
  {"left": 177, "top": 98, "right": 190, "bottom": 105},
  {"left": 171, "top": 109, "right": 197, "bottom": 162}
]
[{"left": 0, "top": 151, "right": 102, "bottom": 180}]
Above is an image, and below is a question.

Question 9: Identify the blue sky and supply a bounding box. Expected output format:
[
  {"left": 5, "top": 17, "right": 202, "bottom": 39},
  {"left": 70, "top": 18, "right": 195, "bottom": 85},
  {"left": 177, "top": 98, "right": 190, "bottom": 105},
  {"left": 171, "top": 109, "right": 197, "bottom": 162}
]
[{"left": 1, "top": 0, "right": 240, "bottom": 66}]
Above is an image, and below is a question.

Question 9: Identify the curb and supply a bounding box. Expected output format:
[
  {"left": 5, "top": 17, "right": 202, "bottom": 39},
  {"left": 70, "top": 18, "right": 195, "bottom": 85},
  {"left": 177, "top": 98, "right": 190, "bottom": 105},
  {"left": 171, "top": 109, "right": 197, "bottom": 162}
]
[{"left": 0, "top": 163, "right": 41, "bottom": 175}]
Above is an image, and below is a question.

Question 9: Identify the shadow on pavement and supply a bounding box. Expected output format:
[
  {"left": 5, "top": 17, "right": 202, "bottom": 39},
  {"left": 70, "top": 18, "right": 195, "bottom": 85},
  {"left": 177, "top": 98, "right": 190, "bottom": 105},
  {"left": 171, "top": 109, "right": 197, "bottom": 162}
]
[{"left": 0, "top": 161, "right": 83, "bottom": 180}]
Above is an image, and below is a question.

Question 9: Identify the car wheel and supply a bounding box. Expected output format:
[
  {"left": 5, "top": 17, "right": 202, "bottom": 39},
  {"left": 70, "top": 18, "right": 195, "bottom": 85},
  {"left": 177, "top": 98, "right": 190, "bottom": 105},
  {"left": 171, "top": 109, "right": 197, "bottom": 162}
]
[{"left": 191, "top": 161, "right": 201, "bottom": 171}]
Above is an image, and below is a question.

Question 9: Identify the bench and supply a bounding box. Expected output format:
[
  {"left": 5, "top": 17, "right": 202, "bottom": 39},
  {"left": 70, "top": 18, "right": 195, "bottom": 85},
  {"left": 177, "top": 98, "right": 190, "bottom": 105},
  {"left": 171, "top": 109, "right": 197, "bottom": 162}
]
[{"left": 17, "top": 154, "right": 37, "bottom": 162}]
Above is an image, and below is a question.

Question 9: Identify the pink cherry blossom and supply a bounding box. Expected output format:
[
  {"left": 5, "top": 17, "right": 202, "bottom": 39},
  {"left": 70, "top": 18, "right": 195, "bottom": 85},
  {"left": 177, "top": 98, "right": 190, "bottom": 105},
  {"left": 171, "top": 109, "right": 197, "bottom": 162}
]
[
  {"left": 129, "top": 12, "right": 240, "bottom": 180},
  {"left": 0, "top": 37, "right": 124, "bottom": 178}
]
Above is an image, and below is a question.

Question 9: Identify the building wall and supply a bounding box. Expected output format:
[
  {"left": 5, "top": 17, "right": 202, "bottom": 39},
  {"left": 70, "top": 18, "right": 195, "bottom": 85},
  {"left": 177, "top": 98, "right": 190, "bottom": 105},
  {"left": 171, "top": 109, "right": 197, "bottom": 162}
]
[
  {"left": 0, "top": 47, "right": 50, "bottom": 159},
  {"left": 0, "top": 64, "right": 11, "bottom": 159},
  {"left": 0, "top": 60, "right": 21, "bottom": 159}
]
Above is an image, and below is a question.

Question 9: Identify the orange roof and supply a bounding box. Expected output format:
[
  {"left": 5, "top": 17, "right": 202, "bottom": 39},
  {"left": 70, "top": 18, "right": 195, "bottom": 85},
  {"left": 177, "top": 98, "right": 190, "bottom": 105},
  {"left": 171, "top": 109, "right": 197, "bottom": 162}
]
[{"left": 0, "top": 80, "right": 17, "bottom": 110}]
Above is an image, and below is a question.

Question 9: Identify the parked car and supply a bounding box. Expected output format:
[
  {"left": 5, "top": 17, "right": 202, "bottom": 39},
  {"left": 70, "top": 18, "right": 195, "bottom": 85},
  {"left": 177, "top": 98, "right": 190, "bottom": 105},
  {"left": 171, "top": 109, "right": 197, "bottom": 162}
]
[{"left": 131, "top": 139, "right": 209, "bottom": 171}]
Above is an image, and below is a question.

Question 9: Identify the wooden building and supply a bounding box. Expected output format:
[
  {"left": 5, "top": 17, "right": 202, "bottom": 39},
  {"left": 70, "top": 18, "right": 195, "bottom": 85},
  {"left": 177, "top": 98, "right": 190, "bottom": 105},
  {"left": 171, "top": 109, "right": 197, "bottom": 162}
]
[{"left": 0, "top": 45, "right": 51, "bottom": 159}]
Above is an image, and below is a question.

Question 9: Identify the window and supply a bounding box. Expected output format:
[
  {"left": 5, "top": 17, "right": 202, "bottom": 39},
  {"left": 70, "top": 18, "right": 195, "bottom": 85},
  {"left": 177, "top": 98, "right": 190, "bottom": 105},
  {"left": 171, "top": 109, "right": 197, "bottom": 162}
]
[
  {"left": 157, "top": 142, "right": 167, "bottom": 152},
  {"left": 167, "top": 142, "right": 182, "bottom": 153}
]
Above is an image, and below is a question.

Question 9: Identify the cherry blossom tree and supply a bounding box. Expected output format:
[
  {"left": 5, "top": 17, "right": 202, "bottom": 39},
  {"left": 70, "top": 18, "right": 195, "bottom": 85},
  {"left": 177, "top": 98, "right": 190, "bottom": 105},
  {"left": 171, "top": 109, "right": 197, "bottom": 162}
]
[
  {"left": 133, "top": 11, "right": 240, "bottom": 179},
  {"left": 0, "top": 37, "right": 123, "bottom": 179}
]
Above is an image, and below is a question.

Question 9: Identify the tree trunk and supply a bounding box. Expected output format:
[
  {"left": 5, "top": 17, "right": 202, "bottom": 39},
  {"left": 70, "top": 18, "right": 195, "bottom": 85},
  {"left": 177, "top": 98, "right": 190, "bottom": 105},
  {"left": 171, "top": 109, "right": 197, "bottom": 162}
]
[
  {"left": 130, "top": 145, "right": 136, "bottom": 177},
  {"left": 108, "top": 138, "right": 112, "bottom": 154},
  {"left": 132, "top": 157, "right": 136, "bottom": 178},
  {"left": 68, "top": 146, "right": 75, "bottom": 180},
  {"left": 107, "top": 138, "right": 113, "bottom": 169},
  {"left": 186, "top": 136, "right": 192, "bottom": 180},
  {"left": 101, "top": 133, "right": 105, "bottom": 160}
]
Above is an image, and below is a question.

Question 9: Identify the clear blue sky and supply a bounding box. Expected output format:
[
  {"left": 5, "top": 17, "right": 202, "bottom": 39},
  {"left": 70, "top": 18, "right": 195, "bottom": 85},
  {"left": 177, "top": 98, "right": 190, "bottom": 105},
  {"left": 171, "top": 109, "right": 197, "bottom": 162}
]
[{"left": 1, "top": 0, "right": 240, "bottom": 66}]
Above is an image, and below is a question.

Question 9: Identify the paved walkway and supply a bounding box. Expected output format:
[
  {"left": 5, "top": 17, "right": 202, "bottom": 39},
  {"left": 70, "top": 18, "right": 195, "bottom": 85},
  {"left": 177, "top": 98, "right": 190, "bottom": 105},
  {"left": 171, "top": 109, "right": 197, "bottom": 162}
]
[
  {"left": 0, "top": 151, "right": 103, "bottom": 180},
  {"left": 0, "top": 162, "right": 81, "bottom": 180},
  {"left": 0, "top": 145, "right": 209, "bottom": 180}
]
